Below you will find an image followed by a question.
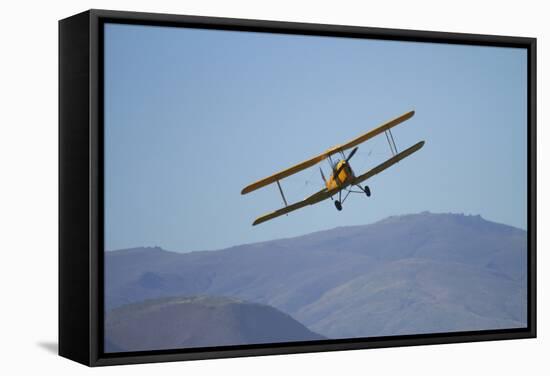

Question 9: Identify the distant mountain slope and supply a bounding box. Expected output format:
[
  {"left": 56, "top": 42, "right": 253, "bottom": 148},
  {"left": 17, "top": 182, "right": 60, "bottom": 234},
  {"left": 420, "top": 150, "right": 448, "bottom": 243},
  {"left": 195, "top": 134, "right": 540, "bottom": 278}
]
[
  {"left": 105, "top": 212, "right": 527, "bottom": 339},
  {"left": 105, "top": 296, "right": 324, "bottom": 352}
]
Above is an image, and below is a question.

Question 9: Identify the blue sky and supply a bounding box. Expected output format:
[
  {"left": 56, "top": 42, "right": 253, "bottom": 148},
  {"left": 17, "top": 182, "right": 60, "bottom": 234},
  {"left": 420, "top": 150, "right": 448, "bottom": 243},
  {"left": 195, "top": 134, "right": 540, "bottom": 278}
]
[{"left": 104, "top": 23, "right": 527, "bottom": 252}]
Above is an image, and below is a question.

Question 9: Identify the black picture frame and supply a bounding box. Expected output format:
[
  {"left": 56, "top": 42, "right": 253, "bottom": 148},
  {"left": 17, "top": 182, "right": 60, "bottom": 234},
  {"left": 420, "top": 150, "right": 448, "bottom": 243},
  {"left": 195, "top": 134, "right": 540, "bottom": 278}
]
[{"left": 59, "top": 9, "right": 537, "bottom": 367}]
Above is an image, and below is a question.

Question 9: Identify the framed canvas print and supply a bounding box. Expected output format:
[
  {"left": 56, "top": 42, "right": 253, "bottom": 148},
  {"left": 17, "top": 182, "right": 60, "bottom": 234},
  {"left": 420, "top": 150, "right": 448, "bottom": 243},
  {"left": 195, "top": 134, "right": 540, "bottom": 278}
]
[{"left": 59, "top": 9, "right": 536, "bottom": 366}]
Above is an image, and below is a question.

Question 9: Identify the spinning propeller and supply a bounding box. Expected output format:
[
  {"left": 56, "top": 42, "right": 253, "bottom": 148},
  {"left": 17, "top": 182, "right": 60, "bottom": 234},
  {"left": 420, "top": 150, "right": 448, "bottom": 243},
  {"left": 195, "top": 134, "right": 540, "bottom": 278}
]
[
  {"left": 346, "top": 146, "right": 358, "bottom": 162},
  {"left": 334, "top": 146, "right": 359, "bottom": 176},
  {"left": 319, "top": 146, "right": 359, "bottom": 185}
]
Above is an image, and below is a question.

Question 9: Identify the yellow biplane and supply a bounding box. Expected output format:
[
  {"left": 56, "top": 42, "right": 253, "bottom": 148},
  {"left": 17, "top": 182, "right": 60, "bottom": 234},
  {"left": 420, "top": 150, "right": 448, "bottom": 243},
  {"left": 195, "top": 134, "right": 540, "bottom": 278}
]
[{"left": 241, "top": 110, "right": 425, "bottom": 226}]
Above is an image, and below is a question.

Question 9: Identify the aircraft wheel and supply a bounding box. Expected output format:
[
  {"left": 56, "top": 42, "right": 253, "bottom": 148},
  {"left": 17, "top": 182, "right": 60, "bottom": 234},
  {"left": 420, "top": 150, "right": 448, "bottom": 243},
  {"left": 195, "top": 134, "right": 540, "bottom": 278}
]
[
  {"left": 335, "top": 200, "right": 342, "bottom": 211},
  {"left": 364, "top": 185, "right": 371, "bottom": 197}
]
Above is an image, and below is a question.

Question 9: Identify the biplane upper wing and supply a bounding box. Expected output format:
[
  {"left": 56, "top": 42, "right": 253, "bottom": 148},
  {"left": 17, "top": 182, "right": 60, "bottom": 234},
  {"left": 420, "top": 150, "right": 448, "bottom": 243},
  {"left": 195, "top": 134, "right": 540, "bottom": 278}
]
[
  {"left": 328, "top": 110, "right": 415, "bottom": 155},
  {"left": 352, "top": 140, "right": 425, "bottom": 185},
  {"left": 242, "top": 153, "right": 328, "bottom": 194},
  {"left": 241, "top": 110, "right": 415, "bottom": 195},
  {"left": 252, "top": 188, "right": 334, "bottom": 226}
]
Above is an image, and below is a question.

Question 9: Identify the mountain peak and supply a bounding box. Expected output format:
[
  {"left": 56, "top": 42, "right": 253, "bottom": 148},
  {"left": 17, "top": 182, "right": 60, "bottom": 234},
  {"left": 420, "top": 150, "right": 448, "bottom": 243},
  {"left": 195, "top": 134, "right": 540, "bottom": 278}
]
[{"left": 105, "top": 295, "right": 324, "bottom": 352}]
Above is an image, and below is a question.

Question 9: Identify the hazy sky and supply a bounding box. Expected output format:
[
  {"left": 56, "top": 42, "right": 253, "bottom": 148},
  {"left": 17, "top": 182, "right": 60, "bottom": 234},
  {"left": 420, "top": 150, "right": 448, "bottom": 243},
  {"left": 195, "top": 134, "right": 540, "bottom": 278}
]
[{"left": 104, "top": 23, "right": 527, "bottom": 252}]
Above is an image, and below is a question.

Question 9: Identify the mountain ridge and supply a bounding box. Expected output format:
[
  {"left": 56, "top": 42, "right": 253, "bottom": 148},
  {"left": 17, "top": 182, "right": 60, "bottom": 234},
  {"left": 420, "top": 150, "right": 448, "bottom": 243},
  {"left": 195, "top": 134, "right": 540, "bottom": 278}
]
[
  {"left": 105, "top": 211, "right": 527, "bottom": 339},
  {"left": 106, "top": 211, "right": 525, "bottom": 255}
]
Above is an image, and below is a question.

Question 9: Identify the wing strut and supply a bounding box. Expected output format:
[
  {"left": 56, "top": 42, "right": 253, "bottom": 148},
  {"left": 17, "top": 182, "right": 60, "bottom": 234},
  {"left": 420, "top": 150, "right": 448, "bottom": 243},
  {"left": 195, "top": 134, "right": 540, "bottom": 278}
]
[
  {"left": 276, "top": 180, "right": 288, "bottom": 207},
  {"left": 385, "top": 129, "right": 399, "bottom": 156}
]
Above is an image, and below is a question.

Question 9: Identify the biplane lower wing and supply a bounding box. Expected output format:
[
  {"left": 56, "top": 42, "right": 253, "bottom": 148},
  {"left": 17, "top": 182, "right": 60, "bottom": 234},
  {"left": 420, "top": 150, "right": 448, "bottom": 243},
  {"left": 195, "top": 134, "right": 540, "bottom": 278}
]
[
  {"left": 252, "top": 140, "right": 425, "bottom": 225},
  {"left": 353, "top": 140, "right": 425, "bottom": 185},
  {"left": 252, "top": 188, "right": 334, "bottom": 226}
]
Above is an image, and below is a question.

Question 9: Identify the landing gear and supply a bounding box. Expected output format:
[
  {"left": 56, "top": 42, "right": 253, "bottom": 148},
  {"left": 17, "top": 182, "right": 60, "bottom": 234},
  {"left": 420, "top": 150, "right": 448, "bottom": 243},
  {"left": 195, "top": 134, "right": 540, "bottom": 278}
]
[
  {"left": 364, "top": 185, "right": 371, "bottom": 197},
  {"left": 334, "top": 200, "right": 342, "bottom": 211}
]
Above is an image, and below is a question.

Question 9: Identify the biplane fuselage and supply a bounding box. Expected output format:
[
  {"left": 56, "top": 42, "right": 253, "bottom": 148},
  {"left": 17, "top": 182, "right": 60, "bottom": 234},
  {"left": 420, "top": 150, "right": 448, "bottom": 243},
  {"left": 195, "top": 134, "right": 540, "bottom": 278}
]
[{"left": 326, "top": 160, "right": 354, "bottom": 191}]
